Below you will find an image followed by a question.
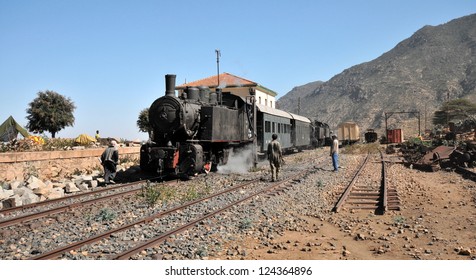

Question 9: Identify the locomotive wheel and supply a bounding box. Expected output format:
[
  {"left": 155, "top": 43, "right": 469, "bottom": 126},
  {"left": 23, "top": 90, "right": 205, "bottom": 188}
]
[
  {"left": 221, "top": 149, "right": 230, "bottom": 165},
  {"left": 210, "top": 154, "right": 218, "bottom": 172},
  {"left": 140, "top": 145, "right": 155, "bottom": 172},
  {"left": 180, "top": 157, "right": 196, "bottom": 176}
]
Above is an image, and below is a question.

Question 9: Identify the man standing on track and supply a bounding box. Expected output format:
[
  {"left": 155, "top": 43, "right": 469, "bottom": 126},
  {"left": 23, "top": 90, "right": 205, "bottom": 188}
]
[
  {"left": 330, "top": 134, "right": 339, "bottom": 172},
  {"left": 267, "top": 133, "right": 283, "bottom": 182}
]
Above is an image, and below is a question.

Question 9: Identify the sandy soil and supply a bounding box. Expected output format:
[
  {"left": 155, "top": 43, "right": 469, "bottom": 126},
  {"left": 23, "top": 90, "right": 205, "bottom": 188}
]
[{"left": 235, "top": 155, "right": 476, "bottom": 261}]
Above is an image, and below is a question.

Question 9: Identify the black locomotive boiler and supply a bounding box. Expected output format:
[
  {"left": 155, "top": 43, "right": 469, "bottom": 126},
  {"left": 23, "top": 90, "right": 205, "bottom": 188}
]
[
  {"left": 140, "top": 74, "right": 327, "bottom": 178},
  {"left": 312, "top": 121, "right": 331, "bottom": 147}
]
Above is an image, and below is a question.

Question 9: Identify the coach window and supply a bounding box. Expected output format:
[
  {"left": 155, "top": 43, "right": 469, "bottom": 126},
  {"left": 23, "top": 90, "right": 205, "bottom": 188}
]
[
  {"left": 272, "top": 122, "right": 275, "bottom": 133},
  {"left": 265, "top": 121, "right": 271, "bottom": 133},
  {"left": 278, "top": 123, "right": 281, "bottom": 133}
]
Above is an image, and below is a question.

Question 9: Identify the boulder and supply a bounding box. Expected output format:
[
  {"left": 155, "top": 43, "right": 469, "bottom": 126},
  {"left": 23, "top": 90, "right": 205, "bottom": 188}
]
[
  {"left": 89, "top": 180, "right": 98, "bottom": 188},
  {"left": 78, "top": 183, "right": 89, "bottom": 191},
  {"left": 21, "top": 189, "right": 40, "bottom": 204},
  {"left": 45, "top": 188, "right": 64, "bottom": 200},
  {"left": 0, "top": 188, "right": 14, "bottom": 200},
  {"left": 26, "top": 176, "right": 47, "bottom": 190},
  {"left": 10, "top": 181, "right": 23, "bottom": 190},
  {"left": 65, "top": 182, "right": 80, "bottom": 193},
  {"left": 33, "top": 185, "right": 53, "bottom": 196}
]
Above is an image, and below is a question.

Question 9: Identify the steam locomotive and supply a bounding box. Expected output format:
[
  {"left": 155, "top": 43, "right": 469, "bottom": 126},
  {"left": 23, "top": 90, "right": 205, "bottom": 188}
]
[{"left": 140, "top": 74, "right": 330, "bottom": 177}]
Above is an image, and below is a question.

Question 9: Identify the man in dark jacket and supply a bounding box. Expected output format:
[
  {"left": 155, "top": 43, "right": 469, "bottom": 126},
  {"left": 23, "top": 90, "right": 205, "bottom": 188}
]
[
  {"left": 101, "top": 140, "right": 119, "bottom": 184},
  {"left": 267, "top": 134, "right": 283, "bottom": 182}
]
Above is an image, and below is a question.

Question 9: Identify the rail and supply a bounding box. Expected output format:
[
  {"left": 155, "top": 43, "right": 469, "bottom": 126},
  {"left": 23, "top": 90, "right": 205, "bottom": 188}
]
[{"left": 333, "top": 152, "right": 400, "bottom": 214}]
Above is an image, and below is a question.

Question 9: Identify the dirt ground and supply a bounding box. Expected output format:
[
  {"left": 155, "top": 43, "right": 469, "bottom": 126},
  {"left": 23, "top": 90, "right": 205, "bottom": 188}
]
[{"left": 235, "top": 158, "right": 476, "bottom": 261}]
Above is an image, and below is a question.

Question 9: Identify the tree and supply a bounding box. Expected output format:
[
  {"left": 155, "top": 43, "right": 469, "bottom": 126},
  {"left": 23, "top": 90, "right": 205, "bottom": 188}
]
[
  {"left": 26, "top": 90, "right": 76, "bottom": 138},
  {"left": 137, "top": 108, "right": 152, "bottom": 137},
  {"left": 432, "top": 99, "right": 476, "bottom": 126}
]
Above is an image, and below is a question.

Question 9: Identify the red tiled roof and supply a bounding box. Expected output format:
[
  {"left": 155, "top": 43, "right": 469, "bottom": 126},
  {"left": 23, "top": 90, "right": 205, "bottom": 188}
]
[{"left": 176, "top": 72, "right": 257, "bottom": 89}]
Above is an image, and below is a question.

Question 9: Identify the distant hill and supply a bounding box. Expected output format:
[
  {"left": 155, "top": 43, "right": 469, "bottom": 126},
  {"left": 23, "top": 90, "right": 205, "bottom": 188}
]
[
  {"left": 278, "top": 13, "right": 476, "bottom": 138},
  {"left": 276, "top": 81, "right": 324, "bottom": 110}
]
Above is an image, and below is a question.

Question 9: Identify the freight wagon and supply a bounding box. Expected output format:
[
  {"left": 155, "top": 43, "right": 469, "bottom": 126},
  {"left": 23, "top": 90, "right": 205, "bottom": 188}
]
[{"left": 337, "top": 121, "right": 360, "bottom": 145}]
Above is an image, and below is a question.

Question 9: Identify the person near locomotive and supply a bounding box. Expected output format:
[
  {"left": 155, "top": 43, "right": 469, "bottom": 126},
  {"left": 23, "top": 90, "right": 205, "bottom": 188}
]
[
  {"left": 101, "top": 139, "right": 119, "bottom": 184},
  {"left": 267, "top": 133, "right": 283, "bottom": 182},
  {"left": 330, "top": 134, "right": 339, "bottom": 172}
]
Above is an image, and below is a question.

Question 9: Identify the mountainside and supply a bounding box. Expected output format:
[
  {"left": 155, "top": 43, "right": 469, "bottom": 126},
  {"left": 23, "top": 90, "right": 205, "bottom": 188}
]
[{"left": 278, "top": 14, "right": 476, "bottom": 137}]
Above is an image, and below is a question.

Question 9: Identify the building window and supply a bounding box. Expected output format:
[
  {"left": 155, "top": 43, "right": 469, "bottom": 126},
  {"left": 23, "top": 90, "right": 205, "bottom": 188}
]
[
  {"left": 259, "top": 96, "right": 261, "bottom": 105},
  {"left": 265, "top": 99, "right": 268, "bottom": 106},
  {"left": 265, "top": 121, "right": 271, "bottom": 133},
  {"left": 270, "top": 101, "right": 273, "bottom": 108}
]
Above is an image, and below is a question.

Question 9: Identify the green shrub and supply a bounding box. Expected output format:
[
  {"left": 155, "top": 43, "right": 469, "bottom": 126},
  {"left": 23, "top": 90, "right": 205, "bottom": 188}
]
[
  {"left": 139, "top": 181, "right": 176, "bottom": 207},
  {"left": 95, "top": 208, "right": 116, "bottom": 222}
]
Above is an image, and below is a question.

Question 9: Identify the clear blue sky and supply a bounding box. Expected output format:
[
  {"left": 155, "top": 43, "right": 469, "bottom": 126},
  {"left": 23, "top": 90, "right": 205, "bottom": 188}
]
[{"left": 1, "top": 0, "right": 475, "bottom": 141}]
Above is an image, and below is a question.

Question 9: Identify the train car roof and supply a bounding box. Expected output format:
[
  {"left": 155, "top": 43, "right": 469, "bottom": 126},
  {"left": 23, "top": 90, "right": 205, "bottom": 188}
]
[
  {"left": 256, "top": 103, "right": 292, "bottom": 119},
  {"left": 237, "top": 96, "right": 311, "bottom": 122},
  {"left": 339, "top": 121, "right": 358, "bottom": 125},
  {"left": 288, "top": 112, "right": 311, "bottom": 123},
  {"left": 255, "top": 103, "right": 311, "bottom": 123}
]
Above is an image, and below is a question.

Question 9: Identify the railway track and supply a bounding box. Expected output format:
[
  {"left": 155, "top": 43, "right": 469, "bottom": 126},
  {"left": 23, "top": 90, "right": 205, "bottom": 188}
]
[
  {"left": 30, "top": 169, "right": 310, "bottom": 260},
  {"left": 0, "top": 151, "right": 330, "bottom": 260},
  {"left": 0, "top": 179, "right": 163, "bottom": 229},
  {"left": 0, "top": 150, "right": 314, "bottom": 229},
  {"left": 333, "top": 151, "right": 400, "bottom": 214},
  {"left": 26, "top": 152, "right": 329, "bottom": 260}
]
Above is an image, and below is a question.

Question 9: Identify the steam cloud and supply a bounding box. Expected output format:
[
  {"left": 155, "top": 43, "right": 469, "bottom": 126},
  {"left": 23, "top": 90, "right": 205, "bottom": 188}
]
[{"left": 217, "top": 145, "right": 254, "bottom": 174}]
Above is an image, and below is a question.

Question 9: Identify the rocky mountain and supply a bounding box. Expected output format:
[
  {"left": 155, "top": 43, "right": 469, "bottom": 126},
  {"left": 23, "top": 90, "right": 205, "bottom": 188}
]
[{"left": 278, "top": 13, "right": 476, "bottom": 138}]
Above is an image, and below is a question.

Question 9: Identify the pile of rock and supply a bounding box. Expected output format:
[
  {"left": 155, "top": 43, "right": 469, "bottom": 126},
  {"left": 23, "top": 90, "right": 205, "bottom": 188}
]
[
  {"left": 0, "top": 172, "right": 104, "bottom": 210},
  {"left": 0, "top": 158, "right": 140, "bottom": 210}
]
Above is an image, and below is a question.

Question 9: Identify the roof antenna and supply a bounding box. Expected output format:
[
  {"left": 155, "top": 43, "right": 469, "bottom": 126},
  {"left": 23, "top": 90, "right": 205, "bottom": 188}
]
[{"left": 215, "top": 49, "right": 221, "bottom": 88}]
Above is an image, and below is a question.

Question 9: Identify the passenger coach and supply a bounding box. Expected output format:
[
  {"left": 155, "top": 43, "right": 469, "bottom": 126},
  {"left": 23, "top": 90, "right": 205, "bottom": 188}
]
[{"left": 256, "top": 104, "right": 312, "bottom": 155}]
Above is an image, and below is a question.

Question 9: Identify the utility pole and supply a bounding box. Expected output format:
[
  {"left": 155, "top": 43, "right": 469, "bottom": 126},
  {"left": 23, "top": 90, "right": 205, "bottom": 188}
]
[
  {"left": 247, "top": 88, "right": 257, "bottom": 168},
  {"left": 424, "top": 103, "right": 427, "bottom": 132},
  {"left": 215, "top": 49, "right": 221, "bottom": 88}
]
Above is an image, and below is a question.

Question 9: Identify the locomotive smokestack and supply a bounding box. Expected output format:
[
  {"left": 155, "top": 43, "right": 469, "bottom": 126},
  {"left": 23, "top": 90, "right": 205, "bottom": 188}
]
[{"left": 165, "top": 74, "right": 176, "bottom": 97}]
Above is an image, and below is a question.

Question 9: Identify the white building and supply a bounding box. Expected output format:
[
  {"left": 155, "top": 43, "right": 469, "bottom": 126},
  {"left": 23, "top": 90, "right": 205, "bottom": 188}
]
[{"left": 176, "top": 72, "right": 278, "bottom": 109}]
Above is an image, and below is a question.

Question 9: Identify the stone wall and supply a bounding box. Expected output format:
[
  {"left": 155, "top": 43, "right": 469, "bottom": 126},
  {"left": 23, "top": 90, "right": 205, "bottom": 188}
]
[{"left": 0, "top": 147, "right": 140, "bottom": 181}]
